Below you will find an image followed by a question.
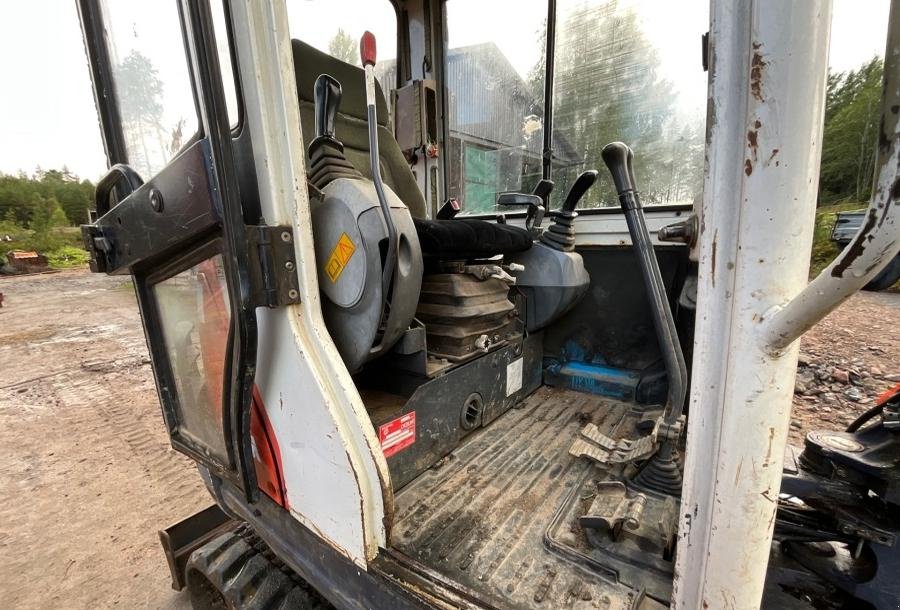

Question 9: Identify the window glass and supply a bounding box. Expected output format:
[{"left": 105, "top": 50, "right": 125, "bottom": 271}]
[
  {"left": 286, "top": 1, "right": 398, "bottom": 101},
  {"left": 210, "top": 0, "right": 240, "bottom": 127},
  {"left": 154, "top": 255, "right": 231, "bottom": 464},
  {"left": 101, "top": 0, "right": 198, "bottom": 178},
  {"left": 444, "top": 0, "right": 547, "bottom": 214},
  {"left": 551, "top": 0, "right": 708, "bottom": 208}
]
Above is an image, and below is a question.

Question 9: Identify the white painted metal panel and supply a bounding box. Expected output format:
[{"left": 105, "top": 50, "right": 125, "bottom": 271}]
[
  {"left": 674, "top": 1, "right": 832, "bottom": 607},
  {"left": 229, "top": 0, "right": 391, "bottom": 565}
]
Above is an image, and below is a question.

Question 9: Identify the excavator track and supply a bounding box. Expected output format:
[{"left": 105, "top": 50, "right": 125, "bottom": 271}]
[{"left": 185, "top": 524, "right": 334, "bottom": 610}]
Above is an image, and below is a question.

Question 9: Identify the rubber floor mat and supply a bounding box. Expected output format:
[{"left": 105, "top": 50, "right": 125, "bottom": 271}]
[{"left": 391, "top": 386, "right": 662, "bottom": 609}]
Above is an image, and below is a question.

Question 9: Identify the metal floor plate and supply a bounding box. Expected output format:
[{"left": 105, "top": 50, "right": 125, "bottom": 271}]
[{"left": 391, "top": 386, "right": 664, "bottom": 610}]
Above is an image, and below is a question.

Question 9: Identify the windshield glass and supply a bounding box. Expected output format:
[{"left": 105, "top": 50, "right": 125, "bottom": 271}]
[
  {"left": 445, "top": 0, "right": 708, "bottom": 213},
  {"left": 444, "top": 0, "right": 548, "bottom": 214},
  {"left": 101, "top": 0, "right": 198, "bottom": 178},
  {"left": 550, "top": 0, "right": 708, "bottom": 208}
]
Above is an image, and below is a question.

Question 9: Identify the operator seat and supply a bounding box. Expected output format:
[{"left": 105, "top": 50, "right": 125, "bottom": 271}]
[{"left": 291, "top": 39, "right": 532, "bottom": 259}]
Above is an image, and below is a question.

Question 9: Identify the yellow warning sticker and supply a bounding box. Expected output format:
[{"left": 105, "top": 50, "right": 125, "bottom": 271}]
[{"left": 324, "top": 233, "right": 357, "bottom": 282}]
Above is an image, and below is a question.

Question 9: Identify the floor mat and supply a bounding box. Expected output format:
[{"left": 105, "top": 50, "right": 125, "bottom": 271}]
[{"left": 391, "top": 386, "right": 662, "bottom": 609}]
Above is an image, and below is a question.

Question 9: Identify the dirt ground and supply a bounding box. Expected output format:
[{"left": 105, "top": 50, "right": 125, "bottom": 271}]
[
  {"left": 0, "top": 269, "right": 897, "bottom": 609},
  {"left": 0, "top": 270, "right": 204, "bottom": 609}
]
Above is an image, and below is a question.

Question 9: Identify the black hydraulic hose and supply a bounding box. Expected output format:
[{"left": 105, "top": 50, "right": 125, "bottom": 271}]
[
  {"left": 846, "top": 403, "right": 883, "bottom": 433},
  {"left": 601, "top": 142, "right": 687, "bottom": 424}
]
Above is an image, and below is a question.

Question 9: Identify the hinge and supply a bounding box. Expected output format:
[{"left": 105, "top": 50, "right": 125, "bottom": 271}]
[{"left": 246, "top": 225, "right": 301, "bottom": 308}]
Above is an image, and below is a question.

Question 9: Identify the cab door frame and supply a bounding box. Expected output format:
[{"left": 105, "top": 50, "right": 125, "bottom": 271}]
[{"left": 76, "top": 0, "right": 298, "bottom": 501}]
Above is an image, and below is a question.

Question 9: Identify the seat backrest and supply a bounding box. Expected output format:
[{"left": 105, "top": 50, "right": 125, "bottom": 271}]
[{"left": 292, "top": 39, "right": 427, "bottom": 219}]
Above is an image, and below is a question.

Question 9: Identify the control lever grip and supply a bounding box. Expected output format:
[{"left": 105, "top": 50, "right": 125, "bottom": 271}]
[
  {"left": 599, "top": 142, "right": 634, "bottom": 201},
  {"left": 314, "top": 74, "right": 342, "bottom": 141},
  {"left": 532, "top": 179, "right": 554, "bottom": 204},
  {"left": 559, "top": 170, "right": 598, "bottom": 214}
]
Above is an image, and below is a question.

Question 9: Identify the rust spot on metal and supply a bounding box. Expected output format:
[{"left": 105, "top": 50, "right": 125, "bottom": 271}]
[
  {"left": 747, "top": 129, "right": 758, "bottom": 160},
  {"left": 744, "top": 159, "right": 753, "bottom": 176},
  {"left": 750, "top": 49, "right": 767, "bottom": 102},
  {"left": 767, "top": 149, "right": 780, "bottom": 165},
  {"left": 763, "top": 427, "right": 775, "bottom": 466},
  {"left": 831, "top": 208, "right": 879, "bottom": 277},
  {"left": 711, "top": 230, "right": 718, "bottom": 286}
]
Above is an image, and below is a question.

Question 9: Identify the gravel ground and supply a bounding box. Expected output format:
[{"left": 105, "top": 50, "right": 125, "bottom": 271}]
[
  {"left": 789, "top": 290, "right": 900, "bottom": 446},
  {"left": 0, "top": 269, "right": 896, "bottom": 608}
]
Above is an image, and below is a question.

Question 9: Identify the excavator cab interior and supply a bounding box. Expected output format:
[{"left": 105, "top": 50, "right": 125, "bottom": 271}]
[
  {"left": 283, "top": 32, "right": 695, "bottom": 606},
  {"left": 76, "top": 0, "right": 900, "bottom": 607}
]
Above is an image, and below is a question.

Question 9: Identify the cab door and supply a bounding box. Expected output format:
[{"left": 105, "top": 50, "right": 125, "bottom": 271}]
[{"left": 77, "top": 0, "right": 298, "bottom": 501}]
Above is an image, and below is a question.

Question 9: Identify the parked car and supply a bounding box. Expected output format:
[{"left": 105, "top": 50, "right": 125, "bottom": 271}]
[{"left": 832, "top": 210, "right": 900, "bottom": 290}]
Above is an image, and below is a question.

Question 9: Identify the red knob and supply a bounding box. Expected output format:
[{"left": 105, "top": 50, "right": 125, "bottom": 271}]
[{"left": 360, "top": 31, "right": 377, "bottom": 67}]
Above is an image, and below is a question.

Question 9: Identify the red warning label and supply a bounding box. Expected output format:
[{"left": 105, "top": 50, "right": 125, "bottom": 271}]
[{"left": 378, "top": 412, "right": 416, "bottom": 458}]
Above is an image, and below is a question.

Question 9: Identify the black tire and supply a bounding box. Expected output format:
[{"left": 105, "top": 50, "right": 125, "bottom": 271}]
[
  {"left": 863, "top": 255, "right": 900, "bottom": 291},
  {"left": 185, "top": 527, "right": 334, "bottom": 610}
]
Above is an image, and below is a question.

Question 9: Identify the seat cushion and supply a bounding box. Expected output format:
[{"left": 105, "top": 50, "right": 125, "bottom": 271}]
[{"left": 414, "top": 218, "right": 532, "bottom": 258}]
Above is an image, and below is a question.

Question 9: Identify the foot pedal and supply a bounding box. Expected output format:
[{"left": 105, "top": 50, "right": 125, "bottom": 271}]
[
  {"left": 580, "top": 482, "right": 646, "bottom": 539},
  {"left": 580, "top": 482, "right": 679, "bottom": 554},
  {"left": 568, "top": 422, "right": 657, "bottom": 464}
]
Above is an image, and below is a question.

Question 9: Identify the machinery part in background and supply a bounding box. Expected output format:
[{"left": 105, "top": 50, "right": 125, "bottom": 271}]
[
  {"left": 598, "top": 142, "right": 688, "bottom": 496},
  {"left": 657, "top": 214, "right": 698, "bottom": 248},
  {"left": 775, "top": 408, "right": 900, "bottom": 609},
  {"left": 308, "top": 72, "right": 423, "bottom": 373},
  {"left": 509, "top": 171, "right": 595, "bottom": 332},
  {"left": 415, "top": 265, "right": 522, "bottom": 363}
]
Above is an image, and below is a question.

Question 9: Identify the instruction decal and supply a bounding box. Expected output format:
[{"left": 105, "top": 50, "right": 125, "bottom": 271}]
[
  {"left": 378, "top": 412, "right": 416, "bottom": 458},
  {"left": 506, "top": 357, "right": 523, "bottom": 396},
  {"left": 324, "top": 233, "right": 357, "bottom": 282}
]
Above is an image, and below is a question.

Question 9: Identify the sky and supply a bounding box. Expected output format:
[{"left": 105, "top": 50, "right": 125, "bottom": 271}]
[{"left": 0, "top": 0, "right": 890, "bottom": 182}]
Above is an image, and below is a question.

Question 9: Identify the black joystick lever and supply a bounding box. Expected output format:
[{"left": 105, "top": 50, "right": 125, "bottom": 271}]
[
  {"left": 313, "top": 73, "right": 342, "bottom": 146},
  {"left": 307, "top": 74, "right": 361, "bottom": 189},
  {"left": 539, "top": 170, "right": 597, "bottom": 252},
  {"left": 601, "top": 142, "right": 687, "bottom": 495}
]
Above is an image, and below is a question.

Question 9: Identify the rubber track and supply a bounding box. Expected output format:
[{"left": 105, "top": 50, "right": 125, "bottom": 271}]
[{"left": 185, "top": 525, "right": 334, "bottom": 610}]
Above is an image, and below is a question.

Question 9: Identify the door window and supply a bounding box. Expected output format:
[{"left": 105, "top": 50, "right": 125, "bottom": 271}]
[
  {"left": 101, "top": 0, "right": 199, "bottom": 178},
  {"left": 154, "top": 253, "right": 231, "bottom": 464}
]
